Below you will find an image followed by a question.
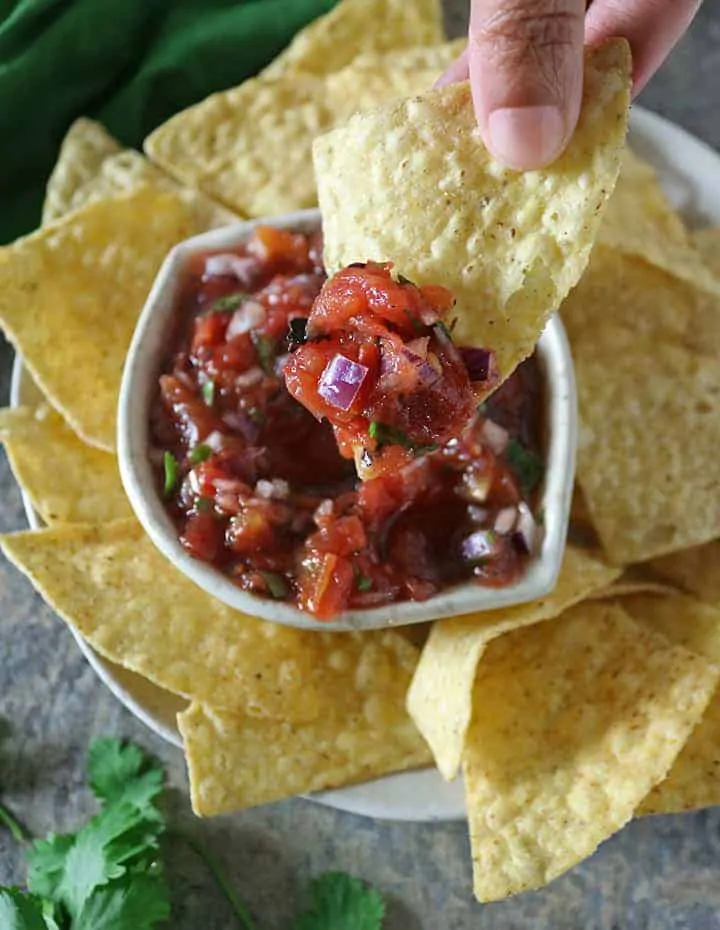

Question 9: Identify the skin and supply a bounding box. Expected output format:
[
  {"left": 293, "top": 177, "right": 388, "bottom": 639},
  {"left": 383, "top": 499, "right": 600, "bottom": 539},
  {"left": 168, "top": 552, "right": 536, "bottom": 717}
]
[{"left": 437, "top": 0, "right": 704, "bottom": 169}]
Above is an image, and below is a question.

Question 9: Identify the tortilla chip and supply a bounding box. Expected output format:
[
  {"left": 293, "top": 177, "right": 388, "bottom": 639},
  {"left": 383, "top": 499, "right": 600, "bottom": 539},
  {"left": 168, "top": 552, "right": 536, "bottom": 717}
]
[
  {"left": 0, "top": 189, "right": 214, "bottom": 451},
  {"left": 620, "top": 594, "right": 720, "bottom": 815},
  {"left": 464, "top": 600, "right": 717, "bottom": 902},
  {"left": 647, "top": 541, "right": 720, "bottom": 605},
  {"left": 325, "top": 40, "right": 464, "bottom": 119},
  {"left": 406, "top": 545, "right": 620, "bottom": 780},
  {"left": 42, "top": 118, "right": 121, "bottom": 224},
  {"left": 576, "top": 339, "right": 720, "bottom": 564},
  {"left": 598, "top": 150, "right": 720, "bottom": 297},
  {"left": 314, "top": 39, "right": 631, "bottom": 382},
  {"left": 178, "top": 629, "right": 430, "bottom": 815},
  {"left": 0, "top": 519, "right": 325, "bottom": 721},
  {"left": 692, "top": 228, "right": 720, "bottom": 273},
  {"left": 587, "top": 579, "right": 679, "bottom": 600},
  {"left": 561, "top": 247, "right": 696, "bottom": 350},
  {"left": 43, "top": 117, "right": 238, "bottom": 228},
  {"left": 262, "top": 0, "right": 444, "bottom": 78},
  {"left": 144, "top": 0, "right": 444, "bottom": 217},
  {"left": 0, "top": 406, "right": 131, "bottom": 524}
]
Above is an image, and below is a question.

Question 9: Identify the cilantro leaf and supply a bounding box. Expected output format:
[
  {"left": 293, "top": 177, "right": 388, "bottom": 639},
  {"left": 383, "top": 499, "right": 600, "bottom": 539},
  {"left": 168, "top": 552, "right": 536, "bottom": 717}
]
[
  {"left": 210, "top": 292, "right": 248, "bottom": 312},
  {"left": 202, "top": 380, "right": 215, "bottom": 407},
  {"left": 0, "top": 888, "right": 51, "bottom": 930},
  {"left": 162, "top": 452, "right": 178, "bottom": 496},
  {"left": 293, "top": 872, "right": 385, "bottom": 930},
  {"left": 88, "top": 739, "right": 163, "bottom": 810},
  {"left": 73, "top": 871, "right": 170, "bottom": 930},
  {"left": 189, "top": 444, "right": 212, "bottom": 466},
  {"left": 27, "top": 740, "right": 167, "bottom": 928},
  {"left": 259, "top": 571, "right": 289, "bottom": 600},
  {"left": 505, "top": 439, "right": 544, "bottom": 496}
]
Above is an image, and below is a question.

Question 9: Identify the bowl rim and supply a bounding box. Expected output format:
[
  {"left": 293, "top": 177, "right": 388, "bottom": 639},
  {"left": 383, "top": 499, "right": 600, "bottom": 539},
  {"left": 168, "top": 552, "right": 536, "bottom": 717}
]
[{"left": 117, "top": 208, "right": 577, "bottom": 631}]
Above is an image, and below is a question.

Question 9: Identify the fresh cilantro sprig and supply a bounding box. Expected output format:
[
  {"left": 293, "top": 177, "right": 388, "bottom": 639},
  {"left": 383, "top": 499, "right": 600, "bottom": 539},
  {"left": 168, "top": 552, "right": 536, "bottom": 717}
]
[
  {"left": 293, "top": 872, "right": 385, "bottom": 930},
  {"left": 1, "top": 739, "right": 169, "bottom": 930},
  {"left": 0, "top": 739, "right": 387, "bottom": 930}
]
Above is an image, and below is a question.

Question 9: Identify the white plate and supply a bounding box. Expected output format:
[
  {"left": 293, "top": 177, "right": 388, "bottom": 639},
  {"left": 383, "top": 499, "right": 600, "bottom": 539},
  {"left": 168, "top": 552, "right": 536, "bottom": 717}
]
[{"left": 10, "top": 106, "right": 720, "bottom": 823}]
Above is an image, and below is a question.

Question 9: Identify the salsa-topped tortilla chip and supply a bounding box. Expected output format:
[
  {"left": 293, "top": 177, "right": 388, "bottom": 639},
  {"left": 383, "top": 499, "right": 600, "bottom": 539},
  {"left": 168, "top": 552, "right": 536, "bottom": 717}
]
[
  {"left": 314, "top": 39, "right": 631, "bottom": 383},
  {"left": 406, "top": 545, "right": 621, "bottom": 781},
  {"left": 464, "top": 600, "right": 717, "bottom": 902},
  {"left": 0, "top": 188, "right": 217, "bottom": 451},
  {"left": 0, "top": 406, "right": 131, "bottom": 524}
]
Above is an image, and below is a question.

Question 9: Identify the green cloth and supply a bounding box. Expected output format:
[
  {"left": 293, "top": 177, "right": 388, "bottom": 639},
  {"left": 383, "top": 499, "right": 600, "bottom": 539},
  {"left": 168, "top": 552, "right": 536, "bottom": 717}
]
[{"left": 0, "top": 0, "right": 339, "bottom": 244}]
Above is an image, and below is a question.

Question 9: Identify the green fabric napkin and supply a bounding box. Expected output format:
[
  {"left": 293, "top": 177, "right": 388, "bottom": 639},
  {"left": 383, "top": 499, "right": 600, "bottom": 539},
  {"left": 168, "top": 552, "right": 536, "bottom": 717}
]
[{"left": 0, "top": 0, "right": 338, "bottom": 244}]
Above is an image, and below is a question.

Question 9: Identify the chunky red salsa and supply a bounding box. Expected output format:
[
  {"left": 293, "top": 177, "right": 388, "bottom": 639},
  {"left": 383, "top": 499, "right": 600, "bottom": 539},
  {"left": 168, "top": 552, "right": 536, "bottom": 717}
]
[
  {"left": 151, "top": 226, "right": 545, "bottom": 620},
  {"left": 284, "top": 262, "right": 499, "bottom": 479}
]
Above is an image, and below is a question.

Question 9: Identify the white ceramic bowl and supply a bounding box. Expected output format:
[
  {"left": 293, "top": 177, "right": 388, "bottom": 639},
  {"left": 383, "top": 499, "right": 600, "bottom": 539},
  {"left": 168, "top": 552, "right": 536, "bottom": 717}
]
[{"left": 117, "top": 208, "right": 577, "bottom": 631}]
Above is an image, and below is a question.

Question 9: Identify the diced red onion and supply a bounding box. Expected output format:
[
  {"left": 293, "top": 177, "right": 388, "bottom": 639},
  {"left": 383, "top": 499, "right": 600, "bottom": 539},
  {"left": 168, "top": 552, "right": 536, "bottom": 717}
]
[
  {"left": 174, "top": 370, "right": 195, "bottom": 391},
  {"left": 494, "top": 506, "right": 517, "bottom": 535},
  {"left": 213, "top": 477, "right": 247, "bottom": 493},
  {"left": 225, "top": 299, "right": 266, "bottom": 339},
  {"left": 204, "top": 253, "right": 256, "bottom": 282},
  {"left": 318, "top": 354, "right": 369, "bottom": 411},
  {"left": 255, "top": 478, "right": 290, "bottom": 500},
  {"left": 314, "top": 498, "right": 334, "bottom": 521},
  {"left": 481, "top": 419, "right": 510, "bottom": 455},
  {"left": 460, "top": 347, "right": 494, "bottom": 382},
  {"left": 513, "top": 503, "right": 538, "bottom": 554},
  {"left": 221, "top": 412, "right": 260, "bottom": 444},
  {"left": 216, "top": 493, "right": 242, "bottom": 515},
  {"left": 461, "top": 529, "right": 502, "bottom": 563}
]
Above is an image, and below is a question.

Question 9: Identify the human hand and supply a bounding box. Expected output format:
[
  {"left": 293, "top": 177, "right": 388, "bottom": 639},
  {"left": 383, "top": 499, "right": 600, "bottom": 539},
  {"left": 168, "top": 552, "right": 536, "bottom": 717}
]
[{"left": 438, "top": 0, "right": 702, "bottom": 169}]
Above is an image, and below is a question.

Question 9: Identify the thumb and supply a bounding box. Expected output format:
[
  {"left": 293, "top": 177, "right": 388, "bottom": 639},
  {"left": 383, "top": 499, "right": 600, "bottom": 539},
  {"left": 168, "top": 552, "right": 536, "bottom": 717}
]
[{"left": 469, "top": 0, "right": 586, "bottom": 169}]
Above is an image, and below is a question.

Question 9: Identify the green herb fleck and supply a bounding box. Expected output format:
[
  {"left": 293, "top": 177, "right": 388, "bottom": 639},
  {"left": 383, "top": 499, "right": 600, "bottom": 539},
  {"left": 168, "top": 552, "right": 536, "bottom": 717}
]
[
  {"left": 248, "top": 406, "right": 266, "bottom": 425},
  {"left": 209, "top": 292, "right": 247, "bottom": 312},
  {"left": 252, "top": 334, "right": 276, "bottom": 375},
  {"left": 397, "top": 273, "right": 416, "bottom": 287},
  {"left": 259, "top": 571, "right": 289, "bottom": 600},
  {"left": 202, "top": 380, "right": 215, "bottom": 407},
  {"left": 189, "top": 444, "right": 212, "bottom": 466},
  {"left": 476, "top": 402, "right": 488, "bottom": 416},
  {"left": 194, "top": 497, "right": 213, "bottom": 513},
  {"left": 353, "top": 564, "right": 373, "bottom": 593},
  {"left": 435, "top": 320, "right": 453, "bottom": 341},
  {"left": 368, "top": 421, "right": 411, "bottom": 449},
  {"left": 368, "top": 421, "right": 437, "bottom": 457},
  {"left": 404, "top": 311, "right": 423, "bottom": 333},
  {"left": 293, "top": 871, "right": 385, "bottom": 930},
  {"left": 506, "top": 439, "right": 544, "bottom": 496},
  {"left": 163, "top": 452, "right": 178, "bottom": 496}
]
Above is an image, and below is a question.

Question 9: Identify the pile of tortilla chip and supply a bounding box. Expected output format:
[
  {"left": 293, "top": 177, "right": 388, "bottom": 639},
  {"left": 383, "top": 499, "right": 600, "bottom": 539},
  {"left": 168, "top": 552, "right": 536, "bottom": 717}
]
[{"left": 0, "top": 0, "right": 719, "bottom": 907}]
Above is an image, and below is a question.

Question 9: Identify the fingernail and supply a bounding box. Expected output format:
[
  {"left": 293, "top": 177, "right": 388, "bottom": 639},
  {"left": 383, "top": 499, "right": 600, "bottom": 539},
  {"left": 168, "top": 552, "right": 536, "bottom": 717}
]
[{"left": 487, "top": 106, "right": 567, "bottom": 170}]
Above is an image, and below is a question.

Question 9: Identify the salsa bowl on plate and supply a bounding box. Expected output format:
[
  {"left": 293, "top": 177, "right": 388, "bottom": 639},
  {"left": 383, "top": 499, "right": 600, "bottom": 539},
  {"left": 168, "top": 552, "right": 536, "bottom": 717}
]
[{"left": 117, "top": 209, "right": 577, "bottom": 631}]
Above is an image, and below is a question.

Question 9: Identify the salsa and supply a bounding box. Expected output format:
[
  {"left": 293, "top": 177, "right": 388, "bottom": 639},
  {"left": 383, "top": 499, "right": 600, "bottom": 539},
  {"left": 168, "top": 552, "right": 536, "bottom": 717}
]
[
  {"left": 284, "top": 262, "right": 499, "bottom": 479},
  {"left": 151, "top": 226, "right": 545, "bottom": 620}
]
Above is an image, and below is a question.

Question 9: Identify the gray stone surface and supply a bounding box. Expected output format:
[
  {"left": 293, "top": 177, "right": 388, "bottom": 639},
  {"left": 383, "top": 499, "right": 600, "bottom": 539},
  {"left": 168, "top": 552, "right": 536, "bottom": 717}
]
[{"left": 1, "top": 3, "right": 719, "bottom": 926}]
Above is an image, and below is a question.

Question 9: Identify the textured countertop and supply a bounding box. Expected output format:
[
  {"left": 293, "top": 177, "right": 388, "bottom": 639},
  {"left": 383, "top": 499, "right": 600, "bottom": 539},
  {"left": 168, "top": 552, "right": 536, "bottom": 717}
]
[{"left": 2, "top": 4, "right": 720, "bottom": 927}]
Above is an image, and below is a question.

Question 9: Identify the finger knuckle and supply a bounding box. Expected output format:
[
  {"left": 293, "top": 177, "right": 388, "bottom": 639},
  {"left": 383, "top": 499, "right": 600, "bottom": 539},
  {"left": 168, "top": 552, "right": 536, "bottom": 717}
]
[{"left": 473, "top": 1, "right": 581, "bottom": 64}]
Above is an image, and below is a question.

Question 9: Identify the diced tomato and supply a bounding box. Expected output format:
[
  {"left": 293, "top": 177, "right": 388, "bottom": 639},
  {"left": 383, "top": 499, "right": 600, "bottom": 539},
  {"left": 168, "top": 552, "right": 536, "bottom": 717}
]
[
  {"left": 192, "top": 310, "right": 231, "bottom": 349},
  {"left": 226, "top": 505, "right": 276, "bottom": 555},
  {"left": 306, "top": 515, "right": 367, "bottom": 557},
  {"left": 180, "top": 510, "right": 226, "bottom": 563},
  {"left": 298, "top": 553, "right": 355, "bottom": 619}
]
